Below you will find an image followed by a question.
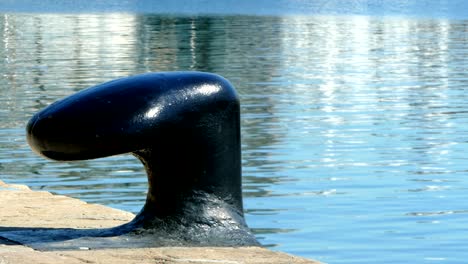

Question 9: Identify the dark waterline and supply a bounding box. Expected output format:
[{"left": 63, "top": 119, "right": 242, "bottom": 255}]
[{"left": 1, "top": 10, "right": 468, "bottom": 264}]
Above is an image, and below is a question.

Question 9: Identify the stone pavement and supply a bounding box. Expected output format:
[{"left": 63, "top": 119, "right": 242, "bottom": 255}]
[{"left": 0, "top": 180, "right": 321, "bottom": 264}]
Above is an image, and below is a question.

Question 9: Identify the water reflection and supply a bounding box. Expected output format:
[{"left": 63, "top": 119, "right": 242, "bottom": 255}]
[{"left": 1, "top": 13, "right": 468, "bottom": 264}]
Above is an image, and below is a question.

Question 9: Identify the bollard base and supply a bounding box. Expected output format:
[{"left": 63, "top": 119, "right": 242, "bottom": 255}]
[{"left": 0, "top": 180, "right": 321, "bottom": 264}]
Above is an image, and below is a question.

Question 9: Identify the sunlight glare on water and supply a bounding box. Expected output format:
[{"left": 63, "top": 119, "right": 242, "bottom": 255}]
[{"left": 1, "top": 2, "right": 468, "bottom": 263}]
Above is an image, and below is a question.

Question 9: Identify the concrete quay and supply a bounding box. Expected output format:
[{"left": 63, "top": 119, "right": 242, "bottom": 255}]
[{"left": 0, "top": 180, "right": 321, "bottom": 264}]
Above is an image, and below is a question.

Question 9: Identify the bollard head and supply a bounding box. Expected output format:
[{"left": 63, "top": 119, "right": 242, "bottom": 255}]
[{"left": 27, "top": 72, "right": 239, "bottom": 161}]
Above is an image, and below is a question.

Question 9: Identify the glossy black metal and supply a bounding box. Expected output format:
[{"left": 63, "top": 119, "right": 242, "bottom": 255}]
[{"left": 26, "top": 72, "right": 258, "bottom": 246}]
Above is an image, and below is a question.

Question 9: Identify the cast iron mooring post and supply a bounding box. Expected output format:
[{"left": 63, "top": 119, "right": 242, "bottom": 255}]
[{"left": 26, "top": 72, "right": 258, "bottom": 246}]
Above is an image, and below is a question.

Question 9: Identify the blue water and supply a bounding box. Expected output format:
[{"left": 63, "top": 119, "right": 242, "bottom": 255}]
[
  {"left": 1, "top": 1, "right": 468, "bottom": 263},
  {"left": 2, "top": 0, "right": 468, "bottom": 19}
]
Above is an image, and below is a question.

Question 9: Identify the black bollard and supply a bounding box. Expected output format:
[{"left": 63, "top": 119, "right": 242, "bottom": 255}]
[{"left": 26, "top": 72, "right": 259, "bottom": 246}]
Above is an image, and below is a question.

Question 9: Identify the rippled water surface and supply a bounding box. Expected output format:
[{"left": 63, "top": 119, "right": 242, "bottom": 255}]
[{"left": 1, "top": 9, "right": 468, "bottom": 264}]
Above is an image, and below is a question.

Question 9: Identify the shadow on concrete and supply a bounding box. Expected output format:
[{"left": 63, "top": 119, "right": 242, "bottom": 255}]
[{"left": 0, "top": 226, "right": 138, "bottom": 250}]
